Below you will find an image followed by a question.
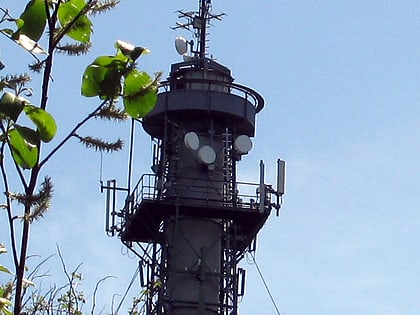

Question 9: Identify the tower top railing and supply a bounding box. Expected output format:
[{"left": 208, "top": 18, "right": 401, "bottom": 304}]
[{"left": 158, "top": 78, "right": 265, "bottom": 113}]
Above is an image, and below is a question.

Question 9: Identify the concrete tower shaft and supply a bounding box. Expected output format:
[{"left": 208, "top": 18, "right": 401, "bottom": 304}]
[
  {"left": 129, "top": 57, "right": 265, "bottom": 315},
  {"left": 103, "top": 2, "right": 285, "bottom": 315}
]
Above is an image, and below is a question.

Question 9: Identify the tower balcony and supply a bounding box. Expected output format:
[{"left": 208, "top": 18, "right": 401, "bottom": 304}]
[
  {"left": 118, "top": 173, "right": 275, "bottom": 253},
  {"left": 142, "top": 59, "right": 264, "bottom": 139}
]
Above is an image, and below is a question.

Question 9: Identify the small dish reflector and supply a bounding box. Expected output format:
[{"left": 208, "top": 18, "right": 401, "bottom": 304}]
[
  {"left": 198, "top": 145, "right": 216, "bottom": 165},
  {"left": 183, "top": 54, "right": 195, "bottom": 62},
  {"left": 184, "top": 132, "right": 200, "bottom": 151},
  {"left": 234, "top": 135, "right": 252, "bottom": 154},
  {"left": 175, "top": 37, "right": 188, "bottom": 55}
]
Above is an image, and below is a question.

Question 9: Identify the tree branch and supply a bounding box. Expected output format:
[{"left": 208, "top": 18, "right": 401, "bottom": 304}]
[{"left": 39, "top": 98, "right": 110, "bottom": 168}]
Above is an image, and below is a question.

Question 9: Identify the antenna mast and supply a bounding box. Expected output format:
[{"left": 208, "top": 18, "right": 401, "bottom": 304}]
[
  {"left": 198, "top": 0, "right": 209, "bottom": 58},
  {"left": 173, "top": 0, "right": 225, "bottom": 59}
]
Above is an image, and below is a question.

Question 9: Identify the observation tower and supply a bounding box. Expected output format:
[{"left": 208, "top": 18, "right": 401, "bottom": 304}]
[{"left": 103, "top": 1, "right": 285, "bottom": 314}]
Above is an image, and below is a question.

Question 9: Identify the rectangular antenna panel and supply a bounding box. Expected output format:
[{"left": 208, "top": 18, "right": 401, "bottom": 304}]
[{"left": 277, "top": 159, "right": 286, "bottom": 195}]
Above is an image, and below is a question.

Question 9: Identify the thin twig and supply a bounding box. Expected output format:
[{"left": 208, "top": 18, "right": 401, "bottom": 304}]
[
  {"left": 27, "top": 254, "right": 54, "bottom": 280},
  {"left": 0, "top": 134, "right": 19, "bottom": 268},
  {"left": 91, "top": 275, "right": 116, "bottom": 315},
  {"left": 56, "top": 245, "right": 83, "bottom": 314},
  {"left": 39, "top": 99, "right": 109, "bottom": 168}
]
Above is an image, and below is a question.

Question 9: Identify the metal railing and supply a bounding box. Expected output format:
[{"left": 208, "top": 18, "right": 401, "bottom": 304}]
[
  {"left": 123, "top": 173, "right": 274, "bottom": 216},
  {"left": 158, "top": 79, "right": 264, "bottom": 113},
  {"left": 104, "top": 158, "right": 284, "bottom": 237}
]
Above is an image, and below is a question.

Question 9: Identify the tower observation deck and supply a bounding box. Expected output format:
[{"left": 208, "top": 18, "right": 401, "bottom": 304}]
[{"left": 102, "top": 1, "right": 285, "bottom": 315}]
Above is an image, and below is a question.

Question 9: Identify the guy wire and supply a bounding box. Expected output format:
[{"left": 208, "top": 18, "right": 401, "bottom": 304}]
[
  {"left": 114, "top": 265, "right": 140, "bottom": 314},
  {"left": 249, "top": 251, "right": 281, "bottom": 315}
]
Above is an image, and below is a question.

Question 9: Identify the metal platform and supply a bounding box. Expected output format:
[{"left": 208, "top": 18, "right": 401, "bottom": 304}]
[{"left": 121, "top": 197, "right": 270, "bottom": 253}]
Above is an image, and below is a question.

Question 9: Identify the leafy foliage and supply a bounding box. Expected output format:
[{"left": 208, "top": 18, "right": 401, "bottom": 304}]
[
  {"left": 57, "top": 0, "right": 93, "bottom": 43},
  {"left": 1, "top": 248, "right": 120, "bottom": 315},
  {"left": 14, "top": 0, "right": 47, "bottom": 42},
  {"left": 82, "top": 40, "right": 161, "bottom": 118},
  {"left": 123, "top": 69, "right": 161, "bottom": 118},
  {"left": 7, "top": 128, "right": 39, "bottom": 169},
  {"left": 23, "top": 105, "right": 57, "bottom": 143},
  {"left": 9, "top": 177, "right": 53, "bottom": 222},
  {"left": 0, "top": 1, "right": 160, "bottom": 314},
  {"left": 0, "top": 91, "right": 56, "bottom": 169},
  {"left": 0, "top": 245, "right": 12, "bottom": 315}
]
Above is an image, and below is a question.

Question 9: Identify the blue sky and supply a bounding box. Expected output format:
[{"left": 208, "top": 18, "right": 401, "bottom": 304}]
[{"left": 1, "top": 1, "right": 419, "bottom": 314}]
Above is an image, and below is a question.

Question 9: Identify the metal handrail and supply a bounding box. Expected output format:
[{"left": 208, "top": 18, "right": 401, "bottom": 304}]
[
  {"left": 124, "top": 174, "right": 273, "bottom": 215},
  {"left": 158, "top": 79, "right": 264, "bottom": 113}
]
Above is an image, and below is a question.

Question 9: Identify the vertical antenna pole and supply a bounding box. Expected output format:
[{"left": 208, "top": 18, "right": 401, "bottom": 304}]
[
  {"left": 127, "top": 118, "right": 135, "bottom": 194},
  {"left": 199, "top": 0, "right": 208, "bottom": 59},
  {"left": 259, "top": 160, "right": 266, "bottom": 213},
  {"left": 105, "top": 179, "right": 116, "bottom": 236},
  {"left": 105, "top": 180, "right": 111, "bottom": 233}
]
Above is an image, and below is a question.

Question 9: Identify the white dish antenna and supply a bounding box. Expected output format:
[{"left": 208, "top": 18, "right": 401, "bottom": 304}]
[
  {"left": 184, "top": 131, "right": 200, "bottom": 151},
  {"left": 198, "top": 145, "right": 216, "bottom": 165},
  {"left": 175, "top": 36, "right": 188, "bottom": 55},
  {"left": 234, "top": 135, "right": 253, "bottom": 155}
]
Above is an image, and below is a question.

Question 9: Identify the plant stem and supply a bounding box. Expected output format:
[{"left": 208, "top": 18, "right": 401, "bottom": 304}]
[
  {"left": 0, "top": 140, "right": 19, "bottom": 268},
  {"left": 13, "top": 3, "right": 60, "bottom": 313}
]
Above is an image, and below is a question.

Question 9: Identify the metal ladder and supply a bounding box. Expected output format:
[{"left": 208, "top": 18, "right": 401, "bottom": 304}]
[{"left": 222, "top": 129, "right": 234, "bottom": 205}]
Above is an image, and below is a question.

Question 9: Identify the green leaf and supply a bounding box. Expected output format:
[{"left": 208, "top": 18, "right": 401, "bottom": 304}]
[
  {"left": 93, "top": 55, "right": 127, "bottom": 68},
  {"left": 0, "top": 92, "right": 24, "bottom": 121},
  {"left": 81, "top": 56, "right": 126, "bottom": 99},
  {"left": 23, "top": 105, "right": 57, "bottom": 142},
  {"left": 15, "top": 19, "right": 24, "bottom": 30},
  {"left": 16, "top": 0, "right": 47, "bottom": 42},
  {"left": 9, "top": 128, "right": 38, "bottom": 169},
  {"left": 58, "top": 0, "right": 93, "bottom": 43},
  {"left": 67, "top": 14, "right": 92, "bottom": 43},
  {"left": 81, "top": 65, "right": 105, "bottom": 97},
  {"left": 123, "top": 70, "right": 157, "bottom": 118},
  {"left": 0, "top": 265, "right": 12, "bottom": 274},
  {"left": 14, "top": 125, "right": 40, "bottom": 145}
]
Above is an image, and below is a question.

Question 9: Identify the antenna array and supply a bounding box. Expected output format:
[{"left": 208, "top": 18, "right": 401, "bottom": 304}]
[{"left": 172, "top": 0, "right": 225, "bottom": 59}]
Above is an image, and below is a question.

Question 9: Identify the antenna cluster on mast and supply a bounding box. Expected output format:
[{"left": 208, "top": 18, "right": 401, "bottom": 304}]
[{"left": 172, "top": 0, "right": 225, "bottom": 59}]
